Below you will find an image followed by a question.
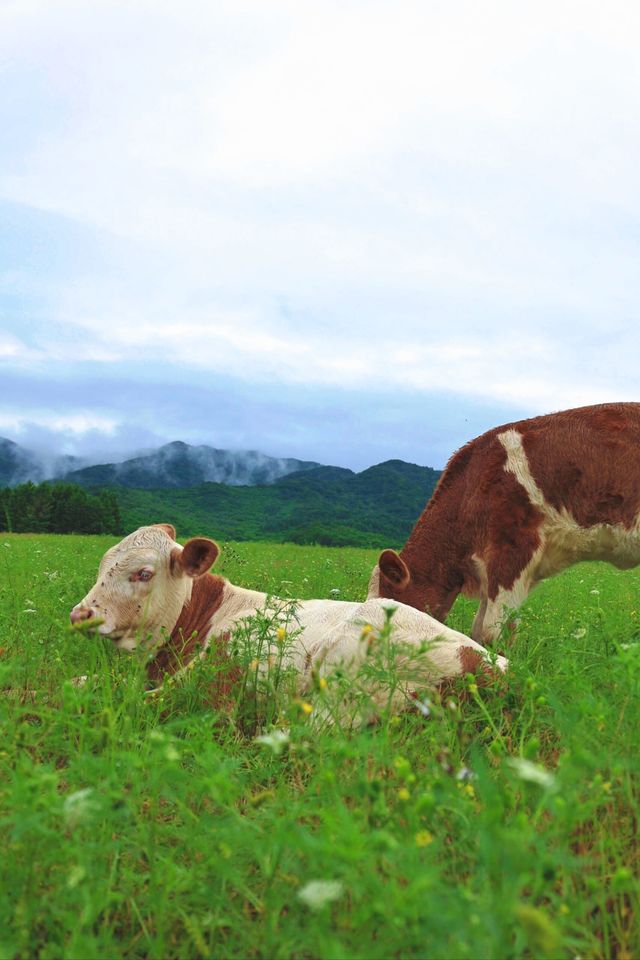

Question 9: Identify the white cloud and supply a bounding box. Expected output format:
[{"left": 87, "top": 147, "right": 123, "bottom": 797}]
[
  {"left": 1, "top": 0, "right": 639, "bottom": 466},
  {"left": 0, "top": 411, "right": 118, "bottom": 436},
  {"left": 0, "top": 333, "right": 30, "bottom": 360},
  {"left": 4, "top": 1, "right": 640, "bottom": 226},
  {"left": 10, "top": 290, "right": 633, "bottom": 415}
]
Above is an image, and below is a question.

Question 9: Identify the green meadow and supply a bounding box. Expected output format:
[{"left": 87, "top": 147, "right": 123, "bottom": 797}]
[{"left": 1, "top": 533, "right": 639, "bottom": 959}]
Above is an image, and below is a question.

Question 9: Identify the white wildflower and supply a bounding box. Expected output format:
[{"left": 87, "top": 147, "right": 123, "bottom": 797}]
[
  {"left": 255, "top": 729, "right": 290, "bottom": 756},
  {"left": 456, "top": 766, "right": 476, "bottom": 782},
  {"left": 63, "top": 788, "right": 95, "bottom": 827},
  {"left": 297, "top": 879, "right": 344, "bottom": 911},
  {"left": 508, "top": 758, "right": 556, "bottom": 789}
]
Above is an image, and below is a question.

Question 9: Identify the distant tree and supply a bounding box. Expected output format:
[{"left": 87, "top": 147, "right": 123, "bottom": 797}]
[
  {"left": 98, "top": 489, "right": 123, "bottom": 534},
  {"left": 0, "top": 487, "right": 13, "bottom": 532},
  {"left": 0, "top": 482, "right": 124, "bottom": 534}
]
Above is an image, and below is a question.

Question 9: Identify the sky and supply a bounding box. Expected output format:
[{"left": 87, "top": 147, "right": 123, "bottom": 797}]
[{"left": 1, "top": 0, "right": 639, "bottom": 471}]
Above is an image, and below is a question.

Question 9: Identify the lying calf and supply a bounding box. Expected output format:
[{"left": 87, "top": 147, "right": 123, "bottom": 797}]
[{"left": 70, "top": 524, "right": 507, "bottom": 708}]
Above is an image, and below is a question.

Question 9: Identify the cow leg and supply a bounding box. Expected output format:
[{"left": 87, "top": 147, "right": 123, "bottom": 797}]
[
  {"left": 471, "top": 544, "right": 542, "bottom": 645},
  {"left": 480, "top": 594, "right": 520, "bottom": 644},
  {"left": 473, "top": 592, "right": 514, "bottom": 645},
  {"left": 478, "top": 571, "right": 537, "bottom": 644},
  {"left": 471, "top": 594, "right": 488, "bottom": 644}
]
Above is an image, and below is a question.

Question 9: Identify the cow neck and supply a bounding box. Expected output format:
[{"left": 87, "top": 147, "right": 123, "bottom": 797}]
[
  {"left": 401, "top": 497, "right": 456, "bottom": 575},
  {"left": 146, "top": 573, "right": 226, "bottom": 684},
  {"left": 395, "top": 487, "right": 469, "bottom": 618}
]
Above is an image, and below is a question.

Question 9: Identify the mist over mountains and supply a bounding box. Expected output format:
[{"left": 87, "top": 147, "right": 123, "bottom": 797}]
[
  {"left": 0, "top": 438, "right": 323, "bottom": 488},
  {"left": 0, "top": 437, "right": 443, "bottom": 546},
  {"left": 0, "top": 437, "right": 88, "bottom": 487}
]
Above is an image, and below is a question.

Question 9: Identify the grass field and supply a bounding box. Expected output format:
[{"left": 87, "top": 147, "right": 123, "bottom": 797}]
[{"left": 1, "top": 533, "right": 639, "bottom": 959}]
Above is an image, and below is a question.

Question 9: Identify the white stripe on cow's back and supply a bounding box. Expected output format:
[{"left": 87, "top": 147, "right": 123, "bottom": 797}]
[
  {"left": 497, "top": 428, "right": 640, "bottom": 573},
  {"left": 498, "top": 429, "right": 550, "bottom": 513}
]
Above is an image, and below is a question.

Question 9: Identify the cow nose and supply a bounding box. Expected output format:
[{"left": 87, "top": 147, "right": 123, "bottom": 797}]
[{"left": 70, "top": 606, "right": 94, "bottom": 625}]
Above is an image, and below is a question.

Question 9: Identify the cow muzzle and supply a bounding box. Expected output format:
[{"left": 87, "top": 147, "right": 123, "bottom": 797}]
[
  {"left": 70, "top": 605, "right": 96, "bottom": 625},
  {"left": 70, "top": 605, "right": 114, "bottom": 637}
]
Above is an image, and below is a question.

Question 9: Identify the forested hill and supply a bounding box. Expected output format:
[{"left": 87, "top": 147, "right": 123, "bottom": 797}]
[
  {"left": 113, "top": 459, "right": 442, "bottom": 547},
  {"left": 64, "top": 441, "right": 322, "bottom": 488},
  {"left": 1, "top": 459, "right": 442, "bottom": 545}
]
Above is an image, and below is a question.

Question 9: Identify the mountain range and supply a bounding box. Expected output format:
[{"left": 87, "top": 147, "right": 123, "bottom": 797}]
[
  {"left": 113, "top": 459, "right": 442, "bottom": 547},
  {"left": 0, "top": 438, "right": 322, "bottom": 488},
  {"left": 0, "top": 437, "right": 85, "bottom": 487},
  {"left": 1, "top": 437, "right": 442, "bottom": 546}
]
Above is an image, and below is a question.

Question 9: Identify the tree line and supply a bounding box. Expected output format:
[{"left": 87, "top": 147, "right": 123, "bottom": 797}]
[{"left": 0, "top": 482, "right": 123, "bottom": 534}]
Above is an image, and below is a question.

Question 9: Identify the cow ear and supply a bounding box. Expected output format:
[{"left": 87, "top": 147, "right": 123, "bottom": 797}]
[
  {"left": 379, "top": 549, "right": 411, "bottom": 589},
  {"left": 172, "top": 538, "right": 219, "bottom": 578},
  {"left": 154, "top": 523, "right": 177, "bottom": 540}
]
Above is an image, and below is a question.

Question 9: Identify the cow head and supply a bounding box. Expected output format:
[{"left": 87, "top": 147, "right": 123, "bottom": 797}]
[
  {"left": 368, "top": 549, "right": 411, "bottom": 601},
  {"left": 70, "top": 523, "right": 219, "bottom": 651},
  {"left": 369, "top": 548, "right": 460, "bottom": 623}
]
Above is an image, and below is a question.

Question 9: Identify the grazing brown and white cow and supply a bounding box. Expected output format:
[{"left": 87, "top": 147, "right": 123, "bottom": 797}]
[
  {"left": 368, "top": 402, "right": 640, "bottom": 644},
  {"left": 70, "top": 524, "right": 507, "bottom": 707}
]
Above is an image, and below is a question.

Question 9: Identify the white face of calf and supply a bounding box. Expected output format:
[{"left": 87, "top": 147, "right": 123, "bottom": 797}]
[{"left": 70, "top": 523, "right": 219, "bottom": 651}]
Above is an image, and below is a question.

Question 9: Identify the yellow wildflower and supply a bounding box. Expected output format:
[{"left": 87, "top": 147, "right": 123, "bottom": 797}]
[
  {"left": 415, "top": 830, "right": 434, "bottom": 847},
  {"left": 393, "top": 756, "right": 410, "bottom": 773}
]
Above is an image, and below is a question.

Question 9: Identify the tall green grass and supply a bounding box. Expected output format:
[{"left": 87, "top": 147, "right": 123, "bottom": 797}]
[{"left": 1, "top": 533, "right": 638, "bottom": 959}]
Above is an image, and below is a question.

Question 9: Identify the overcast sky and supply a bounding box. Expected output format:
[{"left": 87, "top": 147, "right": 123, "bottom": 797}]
[{"left": 1, "top": 0, "right": 639, "bottom": 471}]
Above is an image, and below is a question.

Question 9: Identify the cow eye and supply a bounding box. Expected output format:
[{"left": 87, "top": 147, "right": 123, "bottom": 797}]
[{"left": 131, "top": 569, "right": 154, "bottom": 582}]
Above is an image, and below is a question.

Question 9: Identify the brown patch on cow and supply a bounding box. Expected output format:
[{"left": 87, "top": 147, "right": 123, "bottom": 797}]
[
  {"left": 146, "top": 573, "right": 225, "bottom": 684},
  {"left": 458, "top": 646, "right": 485, "bottom": 675},
  {"left": 146, "top": 576, "right": 243, "bottom": 713},
  {"left": 431, "top": 648, "right": 504, "bottom": 705},
  {"left": 457, "top": 645, "right": 504, "bottom": 685},
  {"left": 521, "top": 404, "right": 640, "bottom": 529}
]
